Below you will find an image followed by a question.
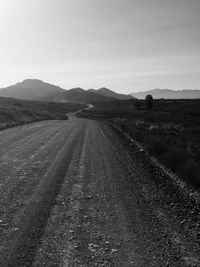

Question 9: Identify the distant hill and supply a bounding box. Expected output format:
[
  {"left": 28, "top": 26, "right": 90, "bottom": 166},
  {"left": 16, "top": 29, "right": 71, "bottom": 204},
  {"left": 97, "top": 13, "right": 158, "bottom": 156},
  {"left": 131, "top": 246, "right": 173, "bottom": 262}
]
[
  {"left": 0, "top": 79, "right": 64, "bottom": 100},
  {"left": 0, "top": 80, "right": 135, "bottom": 104},
  {"left": 89, "top": 87, "right": 135, "bottom": 100},
  {"left": 41, "top": 87, "right": 114, "bottom": 104},
  {"left": 131, "top": 89, "right": 200, "bottom": 99}
]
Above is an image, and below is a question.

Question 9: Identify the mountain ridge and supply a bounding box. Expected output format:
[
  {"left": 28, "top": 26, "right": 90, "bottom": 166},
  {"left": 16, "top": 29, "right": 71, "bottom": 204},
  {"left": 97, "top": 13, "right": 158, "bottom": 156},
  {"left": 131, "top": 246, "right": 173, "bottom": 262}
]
[
  {"left": 0, "top": 79, "right": 135, "bottom": 104},
  {"left": 0, "top": 79, "right": 64, "bottom": 100},
  {"left": 89, "top": 87, "right": 135, "bottom": 100},
  {"left": 131, "top": 88, "right": 200, "bottom": 99}
]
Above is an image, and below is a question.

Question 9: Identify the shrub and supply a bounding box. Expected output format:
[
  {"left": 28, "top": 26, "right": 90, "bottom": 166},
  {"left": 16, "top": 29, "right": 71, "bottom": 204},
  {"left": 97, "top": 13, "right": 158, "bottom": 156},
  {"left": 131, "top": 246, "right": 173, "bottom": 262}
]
[
  {"left": 0, "top": 110, "right": 15, "bottom": 121},
  {"left": 134, "top": 101, "right": 141, "bottom": 110},
  {"left": 164, "top": 147, "right": 186, "bottom": 172},
  {"left": 145, "top": 136, "right": 167, "bottom": 155},
  {"left": 22, "top": 109, "right": 33, "bottom": 117},
  {"left": 13, "top": 102, "right": 23, "bottom": 107},
  {"left": 180, "top": 159, "right": 200, "bottom": 186},
  {"left": 145, "top": 94, "right": 154, "bottom": 110}
]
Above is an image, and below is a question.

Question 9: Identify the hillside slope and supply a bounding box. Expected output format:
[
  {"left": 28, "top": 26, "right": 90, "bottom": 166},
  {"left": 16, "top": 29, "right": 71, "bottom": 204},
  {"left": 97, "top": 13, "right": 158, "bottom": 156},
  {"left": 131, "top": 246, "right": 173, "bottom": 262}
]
[
  {"left": 0, "top": 96, "right": 85, "bottom": 130},
  {"left": 89, "top": 87, "right": 135, "bottom": 100},
  {"left": 0, "top": 79, "right": 65, "bottom": 100},
  {"left": 41, "top": 87, "right": 114, "bottom": 104}
]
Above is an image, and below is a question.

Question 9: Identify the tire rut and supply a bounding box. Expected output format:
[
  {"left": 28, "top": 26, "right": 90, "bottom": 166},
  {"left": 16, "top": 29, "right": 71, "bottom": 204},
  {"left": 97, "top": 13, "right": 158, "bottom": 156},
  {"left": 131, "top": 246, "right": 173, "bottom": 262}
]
[
  {"left": 32, "top": 121, "right": 90, "bottom": 266},
  {"left": 2, "top": 124, "right": 85, "bottom": 267}
]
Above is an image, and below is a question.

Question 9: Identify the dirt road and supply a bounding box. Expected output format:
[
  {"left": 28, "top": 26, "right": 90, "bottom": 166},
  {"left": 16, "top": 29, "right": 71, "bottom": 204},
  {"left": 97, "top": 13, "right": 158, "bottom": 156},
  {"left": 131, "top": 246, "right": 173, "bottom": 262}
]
[{"left": 0, "top": 118, "right": 199, "bottom": 266}]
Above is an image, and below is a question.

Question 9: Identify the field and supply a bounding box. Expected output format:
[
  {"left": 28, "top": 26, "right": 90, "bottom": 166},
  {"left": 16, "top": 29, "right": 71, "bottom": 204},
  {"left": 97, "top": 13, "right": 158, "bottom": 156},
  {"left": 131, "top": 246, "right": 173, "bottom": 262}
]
[
  {"left": 79, "top": 99, "right": 200, "bottom": 188},
  {"left": 0, "top": 97, "right": 86, "bottom": 130}
]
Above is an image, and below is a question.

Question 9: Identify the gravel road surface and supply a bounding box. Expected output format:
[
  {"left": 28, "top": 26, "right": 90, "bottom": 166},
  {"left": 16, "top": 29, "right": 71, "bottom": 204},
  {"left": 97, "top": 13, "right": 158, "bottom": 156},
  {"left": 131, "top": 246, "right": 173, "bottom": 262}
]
[{"left": 0, "top": 117, "right": 199, "bottom": 266}]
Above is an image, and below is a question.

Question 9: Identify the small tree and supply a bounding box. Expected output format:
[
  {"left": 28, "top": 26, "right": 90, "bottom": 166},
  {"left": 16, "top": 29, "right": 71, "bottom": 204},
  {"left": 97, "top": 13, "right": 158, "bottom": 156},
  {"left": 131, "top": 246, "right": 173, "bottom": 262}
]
[
  {"left": 145, "top": 94, "right": 153, "bottom": 110},
  {"left": 134, "top": 100, "right": 141, "bottom": 110}
]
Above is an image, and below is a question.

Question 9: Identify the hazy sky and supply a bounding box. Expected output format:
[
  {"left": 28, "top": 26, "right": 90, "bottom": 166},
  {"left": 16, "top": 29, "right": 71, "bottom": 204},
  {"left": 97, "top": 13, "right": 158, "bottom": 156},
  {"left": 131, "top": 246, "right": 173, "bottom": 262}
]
[{"left": 0, "top": 0, "right": 200, "bottom": 93}]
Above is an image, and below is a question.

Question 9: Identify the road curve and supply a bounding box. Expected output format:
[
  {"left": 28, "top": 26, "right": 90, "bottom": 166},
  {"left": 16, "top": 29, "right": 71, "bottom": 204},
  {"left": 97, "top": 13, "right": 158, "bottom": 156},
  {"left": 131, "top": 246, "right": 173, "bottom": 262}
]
[{"left": 0, "top": 117, "right": 199, "bottom": 266}]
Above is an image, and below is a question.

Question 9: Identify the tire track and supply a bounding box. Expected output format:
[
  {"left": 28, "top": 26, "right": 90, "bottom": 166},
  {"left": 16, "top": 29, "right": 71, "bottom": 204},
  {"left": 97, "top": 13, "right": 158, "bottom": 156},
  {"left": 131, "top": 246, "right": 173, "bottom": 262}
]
[
  {"left": 63, "top": 122, "right": 89, "bottom": 267},
  {"left": 2, "top": 124, "right": 86, "bottom": 267},
  {"left": 0, "top": 124, "right": 78, "bottom": 236},
  {"left": 0, "top": 121, "right": 72, "bottom": 161},
  {"left": 32, "top": 122, "right": 90, "bottom": 266}
]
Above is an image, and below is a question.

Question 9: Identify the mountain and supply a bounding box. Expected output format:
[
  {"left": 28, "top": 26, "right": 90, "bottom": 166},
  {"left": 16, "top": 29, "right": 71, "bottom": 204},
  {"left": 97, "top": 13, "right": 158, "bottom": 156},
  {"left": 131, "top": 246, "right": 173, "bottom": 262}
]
[
  {"left": 0, "top": 79, "right": 64, "bottom": 100},
  {"left": 0, "top": 80, "right": 114, "bottom": 104},
  {"left": 41, "top": 87, "right": 114, "bottom": 103},
  {"left": 131, "top": 89, "right": 200, "bottom": 99},
  {"left": 89, "top": 87, "right": 135, "bottom": 100}
]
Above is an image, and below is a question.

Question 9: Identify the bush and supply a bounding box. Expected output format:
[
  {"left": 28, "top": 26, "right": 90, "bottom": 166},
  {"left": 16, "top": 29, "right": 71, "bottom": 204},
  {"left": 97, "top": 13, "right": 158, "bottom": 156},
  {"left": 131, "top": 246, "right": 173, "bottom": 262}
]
[
  {"left": 145, "top": 94, "right": 154, "bottom": 110},
  {"left": 164, "top": 147, "right": 186, "bottom": 172},
  {"left": 0, "top": 110, "right": 15, "bottom": 121},
  {"left": 180, "top": 159, "right": 200, "bottom": 186},
  {"left": 146, "top": 136, "right": 168, "bottom": 155},
  {"left": 21, "top": 109, "right": 33, "bottom": 116},
  {"left": 134, "top": 101, "right": 141, "bottom": 110},
  {"left": 13, "top": 102, "right": 23, "bottom": 107}
]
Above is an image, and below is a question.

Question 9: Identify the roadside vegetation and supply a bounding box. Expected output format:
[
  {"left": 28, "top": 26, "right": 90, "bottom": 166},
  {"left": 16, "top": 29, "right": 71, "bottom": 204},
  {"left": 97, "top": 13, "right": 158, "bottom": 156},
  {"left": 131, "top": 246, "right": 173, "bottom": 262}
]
[
  {"left": 0, "top": 97, "right": 86, "bottom": 130},
  {"left": 79, "top": 99, "right": 200, "bottom": 188}
]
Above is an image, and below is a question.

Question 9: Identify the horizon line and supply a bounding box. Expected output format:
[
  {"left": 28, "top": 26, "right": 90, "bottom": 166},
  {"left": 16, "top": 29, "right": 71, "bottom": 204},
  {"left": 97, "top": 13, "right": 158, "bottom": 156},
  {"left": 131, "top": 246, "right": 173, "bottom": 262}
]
[{"left": 0, "top": 78, "right": 199, "bottom": 94}]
